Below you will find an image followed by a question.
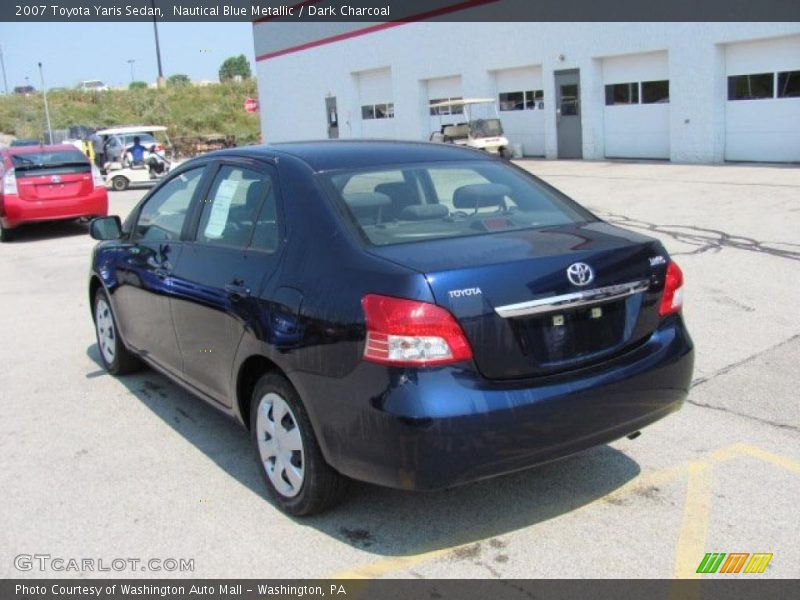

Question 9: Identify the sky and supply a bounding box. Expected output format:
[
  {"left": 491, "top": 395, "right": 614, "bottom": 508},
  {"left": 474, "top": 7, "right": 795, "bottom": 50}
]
[{"left": 0, "top": 22, "right": 257, "bottom": 91}]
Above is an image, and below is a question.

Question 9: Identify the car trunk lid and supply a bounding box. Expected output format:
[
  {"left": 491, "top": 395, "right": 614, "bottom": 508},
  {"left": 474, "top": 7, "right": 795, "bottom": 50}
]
[
  {"left": 368, "top": 222, "right": 670, "bottom": 379},
  {"left": 14, "top": 163, "right": 94, "bottom": 201}
]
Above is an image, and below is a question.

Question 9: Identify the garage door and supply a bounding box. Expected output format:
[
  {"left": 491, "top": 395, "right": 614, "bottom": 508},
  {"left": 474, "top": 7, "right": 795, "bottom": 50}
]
[
  {"left": 603, "top": 51, "right": 670, "bottom": 159},
  {"left": 426, "top": 75, "right": 463, "bottom": 139},
  {"left": 725, "top": 36, "right": 800, "bottom": 162},
  {"left": 356, "top": 67, "right": 395, "bottom": 139},
  {"left": 494, "top": 66, "right": 545, "bottom": 156}
]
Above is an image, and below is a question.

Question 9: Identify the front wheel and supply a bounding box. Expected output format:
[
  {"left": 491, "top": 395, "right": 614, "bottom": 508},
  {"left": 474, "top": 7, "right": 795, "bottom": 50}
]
[
  {"left": 111, "top": 176, "right": 128, "bottom": 191},
  {"left": 93, "top": 289, "right": 141, "bottom": 375},
  {"left": 250, "top": 373, "right": 348, "bottom": 516}
]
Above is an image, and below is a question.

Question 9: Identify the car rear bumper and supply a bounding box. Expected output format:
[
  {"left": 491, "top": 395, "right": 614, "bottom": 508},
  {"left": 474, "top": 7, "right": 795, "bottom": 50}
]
[
  {"left": 1, "top": 190, "right": 108, "bottom": 228},
  {"left": 300, "top": 315, "right": 693, "bottom": 491}
]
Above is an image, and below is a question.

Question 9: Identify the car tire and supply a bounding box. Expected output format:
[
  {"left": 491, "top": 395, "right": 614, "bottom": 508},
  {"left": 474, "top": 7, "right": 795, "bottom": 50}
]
[
  {"left": 250, "top": 373, "right": 348, "bottom": 516},
  {"left": 93, "top": 289, "right": 141, "bottom": 375},
  {"left": 0, "top": 223, "right": 15, "bottom": 243},
  {"left": 111, "top": 176, "right": 128, "bottom": 191}
]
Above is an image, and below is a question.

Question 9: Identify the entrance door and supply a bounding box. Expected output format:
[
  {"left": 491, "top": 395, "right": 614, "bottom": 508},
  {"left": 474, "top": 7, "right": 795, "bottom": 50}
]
[
  {"left": 325, "top": 96, "right": 339, "bottom": 139},
  {"left": 555, "top": 69, "right": 583, "bottom": 158}
]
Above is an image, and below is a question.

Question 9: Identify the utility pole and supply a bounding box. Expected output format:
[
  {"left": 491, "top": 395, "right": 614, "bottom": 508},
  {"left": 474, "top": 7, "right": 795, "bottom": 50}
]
[
  {"left": 151, "top": 0, "right": 165, "bottom": 87},
  {"left": 0, "top": 45, "right": 8, "bottom": 94},
  {"left": 127, "top": 59, "right": 136, "bottom": 83},
  {"left": 37, "top": 62, "right": 53, "bottom": 143}
]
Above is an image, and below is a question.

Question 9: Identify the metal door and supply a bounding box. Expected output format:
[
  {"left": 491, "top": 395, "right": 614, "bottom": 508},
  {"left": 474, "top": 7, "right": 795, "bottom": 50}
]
[
  {"left": 555, "top": 70, "right": 583, "bottom": 159},
  {"left": 325, "top": 96, "right": 339, "bottom": 139}
]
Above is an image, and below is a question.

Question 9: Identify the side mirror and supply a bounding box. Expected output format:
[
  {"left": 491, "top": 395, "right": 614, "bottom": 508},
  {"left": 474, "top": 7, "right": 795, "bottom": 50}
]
[{"left": 89, "top": 216, "right": 123, "bottom": 240}]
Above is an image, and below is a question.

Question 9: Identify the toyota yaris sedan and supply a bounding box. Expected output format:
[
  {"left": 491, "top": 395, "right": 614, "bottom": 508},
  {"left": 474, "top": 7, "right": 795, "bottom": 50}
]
[{"left": 88, "top": 141, "right": 693, "bottom": 515}]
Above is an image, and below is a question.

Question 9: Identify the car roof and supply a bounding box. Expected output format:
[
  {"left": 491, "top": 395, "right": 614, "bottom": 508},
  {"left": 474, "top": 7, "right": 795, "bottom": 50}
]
[
  {"left": 96, "top": 126, "right": 167, "bottom": 135},
  {"left": 206, "top": 140, "right": 491, "bottom": 172},
  {"left": 6, "top": 143, "right": 84, "bottom": 155}
]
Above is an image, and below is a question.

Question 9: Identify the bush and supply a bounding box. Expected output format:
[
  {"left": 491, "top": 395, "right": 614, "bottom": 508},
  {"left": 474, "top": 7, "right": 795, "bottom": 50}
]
[
  {"left": 129, "top": 81, "right": 148, "bottom": 90},
  {"left": 168, "top": 74, "right": 191, "bottom": 87}
]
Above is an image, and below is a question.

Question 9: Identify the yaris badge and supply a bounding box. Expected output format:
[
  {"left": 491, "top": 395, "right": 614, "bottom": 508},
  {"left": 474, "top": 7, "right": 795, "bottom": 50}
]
[{"left": 566, "top": 262, "right": 594, "bottom": 286}]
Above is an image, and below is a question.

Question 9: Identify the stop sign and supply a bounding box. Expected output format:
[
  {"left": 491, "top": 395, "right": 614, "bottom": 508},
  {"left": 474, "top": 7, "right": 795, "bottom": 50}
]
[{"left": 244, "top": 97, "right": 259, "bottom": 113}]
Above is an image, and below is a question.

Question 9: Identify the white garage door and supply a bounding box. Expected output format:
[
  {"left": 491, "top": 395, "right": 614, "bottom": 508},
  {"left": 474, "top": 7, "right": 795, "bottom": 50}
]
[
  {"left": 356, "top": 67, "right": 395, "bottom": 139},
  {"left": 725, "top": 36, "right": 800, "bottom": 162},
  {"left": 426, "top": 75, "right": 463, "bottom": 137},
  {"left": 602, "top": 51, "right": 670, "bottom": 159},
  {"left": 494, "top": 66, "right": 545, "bottom": 156}
]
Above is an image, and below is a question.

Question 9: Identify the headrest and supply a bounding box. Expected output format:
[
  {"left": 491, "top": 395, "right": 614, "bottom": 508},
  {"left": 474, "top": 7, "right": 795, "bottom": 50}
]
[
  {"left": 453, "top": 183, "right": 511, "bottom": 209},
  {"left": 344, "top": 192, "right": 392, "bottom": 209},
  {"left": 401, "top": 204, "right": 449, "bottom": 221}
]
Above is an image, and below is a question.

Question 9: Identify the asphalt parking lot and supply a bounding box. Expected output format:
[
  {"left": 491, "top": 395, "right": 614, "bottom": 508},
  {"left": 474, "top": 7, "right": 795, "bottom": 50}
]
[{"left": 1, "top": 160, "right": 798, "bottom": 579}]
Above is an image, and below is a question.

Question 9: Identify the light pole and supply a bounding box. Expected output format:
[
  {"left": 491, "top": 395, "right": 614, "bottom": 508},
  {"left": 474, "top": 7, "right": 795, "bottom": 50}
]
[
  {"left": 127, "top": 59, "right": 135, "bottom": 83},
  {"left": 0, "top": 45, "right": 8, "bottom": 94},
  {"left": 37, "top": 62, "right": 53, "bottom": 143},
  {"left": 151, "top": 0, "right": 165, "bottom": 87}
]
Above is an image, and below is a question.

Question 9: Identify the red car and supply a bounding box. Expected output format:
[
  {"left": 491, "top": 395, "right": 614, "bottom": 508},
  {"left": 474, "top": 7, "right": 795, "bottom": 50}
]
[{"left": 1, "top": 144, "right": 108, "bottom": 242}]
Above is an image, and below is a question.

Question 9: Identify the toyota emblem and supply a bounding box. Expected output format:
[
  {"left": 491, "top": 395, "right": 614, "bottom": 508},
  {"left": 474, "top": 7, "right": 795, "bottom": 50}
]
[{"left": 566, "top": 262, "right": 594, "bottom": 286}]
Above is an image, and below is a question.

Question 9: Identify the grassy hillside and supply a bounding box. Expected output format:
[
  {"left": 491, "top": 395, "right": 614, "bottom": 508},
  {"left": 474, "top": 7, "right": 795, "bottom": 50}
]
[{"left": 0, "top": 80, "right": 261, "bottom": 145}]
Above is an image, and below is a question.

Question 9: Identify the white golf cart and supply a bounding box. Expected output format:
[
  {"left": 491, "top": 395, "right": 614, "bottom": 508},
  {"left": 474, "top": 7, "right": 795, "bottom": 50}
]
[
  {"left": 429, "top": 98, "right": 512, "bottom": 158},
  {"left": 97, "top": 125, "right": 174, "bottom": 191}
]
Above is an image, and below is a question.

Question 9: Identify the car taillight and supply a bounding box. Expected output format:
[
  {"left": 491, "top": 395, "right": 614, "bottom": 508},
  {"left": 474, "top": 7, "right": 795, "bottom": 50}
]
[
  {"left": 91, "top": 164, "right": 105, "bottom": 188},
  {"left": 362, "top": 294, "right": 473, "bottom": 367},
  {"left": 659, "top": 261, "right": 684, "bottom": 317},
  {"left": 3, "top": 170, "right": 17, "bottom": 195}
]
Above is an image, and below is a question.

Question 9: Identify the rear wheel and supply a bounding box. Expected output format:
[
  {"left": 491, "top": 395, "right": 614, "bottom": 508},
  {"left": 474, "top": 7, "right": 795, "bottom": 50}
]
[
  {"left": 93, "top": 289, "right": 141, "bottom": 375},
  {"left": 250, "top": 373, "right": 348, "bottom": 516},
  {"left": 0, "top": 223, "right": 14, "bottom": 243},
  {"left": 111, "top": 176, "right": 128, "bottom": 192}
]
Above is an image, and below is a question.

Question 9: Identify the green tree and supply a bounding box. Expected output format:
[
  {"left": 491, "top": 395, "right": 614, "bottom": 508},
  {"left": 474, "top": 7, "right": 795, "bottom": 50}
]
[
  {"left": 168, "top": 74, "right": 191, "bottom": 87},
  {"left": 129, "top": 81, "right": 148, "bottom": 90},
  {"left": 218, "top": 55, "right": 252, "bottom": 82}
]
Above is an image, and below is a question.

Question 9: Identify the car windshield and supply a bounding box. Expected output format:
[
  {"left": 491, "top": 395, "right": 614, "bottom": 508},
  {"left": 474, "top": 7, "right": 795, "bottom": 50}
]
[
  {"left": 325, "top": 160, "right": 596, "bottom": 246},
  {"left": 11, "top": 150, "right": 89, "bottom": 169},
  {"left": 469, "top": 118, "right": 503, "bottom": 137}
]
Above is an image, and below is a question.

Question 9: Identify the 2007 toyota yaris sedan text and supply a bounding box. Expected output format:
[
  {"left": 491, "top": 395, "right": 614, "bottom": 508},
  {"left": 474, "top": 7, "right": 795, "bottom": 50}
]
[{"left": 88, "top": 141, "right": 694, "bottom": 515}]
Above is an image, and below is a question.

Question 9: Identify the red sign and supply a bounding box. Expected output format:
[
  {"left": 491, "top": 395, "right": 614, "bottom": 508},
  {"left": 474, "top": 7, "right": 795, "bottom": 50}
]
[{"left": 244, "top": 97, "right": 259, "bottom": 113}]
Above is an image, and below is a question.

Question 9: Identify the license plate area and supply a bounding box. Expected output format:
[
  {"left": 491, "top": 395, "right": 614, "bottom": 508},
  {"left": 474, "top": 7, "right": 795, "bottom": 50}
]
[{"left": 513, "top": 299, "right": 627, "bottom": 365}]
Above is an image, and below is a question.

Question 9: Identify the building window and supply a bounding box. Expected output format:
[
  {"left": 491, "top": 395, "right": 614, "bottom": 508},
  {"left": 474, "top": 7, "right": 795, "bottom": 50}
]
[
  {"left": 728, "top": 73, "right": 774, "bottom": 100},
  {"left": 429, "top": 97, "right": 463, "bottom": 115},
  {"left": 499, "top": 91, "right": 524, "bottom": 111},
  {"left": 526, "top": 90, "right": 544, "bottom": 109},
  {"left": 641, "top": 80, "right": 670, "bottom": 104},
  {"left": 777, "top": 71, "right": 800, "bottom": 98},
  {"left": 499, "top": 90, "right": 543, "bottom": 111},
  {"left": 362, "top": 103, "right": 394, "bottom": 120},
  {"left": 605, "top": 82, "right": 639, "bottom": 105}
]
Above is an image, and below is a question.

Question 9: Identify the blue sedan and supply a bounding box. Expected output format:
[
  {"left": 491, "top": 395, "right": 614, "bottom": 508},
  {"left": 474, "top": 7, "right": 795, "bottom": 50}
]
[{"left": 88, "top": 141, "right": 693, "bottom": 515}]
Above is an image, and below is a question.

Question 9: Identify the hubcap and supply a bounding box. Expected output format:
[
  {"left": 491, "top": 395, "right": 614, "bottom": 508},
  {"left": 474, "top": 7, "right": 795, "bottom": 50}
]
[
  {"left": 95, "top": 298, "right": 116, "bottom": 365},
  {"left": 255, "top": 393, "right": 305, "bottom": 498}
]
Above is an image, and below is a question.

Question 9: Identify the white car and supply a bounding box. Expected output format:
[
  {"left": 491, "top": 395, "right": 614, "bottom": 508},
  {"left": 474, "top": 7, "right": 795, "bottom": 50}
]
[{"left": 77, "top": 80, "right": 109, "bottom": 92}]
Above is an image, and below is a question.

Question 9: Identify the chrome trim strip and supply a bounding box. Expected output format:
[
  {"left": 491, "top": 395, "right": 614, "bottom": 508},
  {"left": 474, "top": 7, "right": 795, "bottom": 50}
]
[{"left": 494, "top": 279, "right": 650, "bottom": 319}]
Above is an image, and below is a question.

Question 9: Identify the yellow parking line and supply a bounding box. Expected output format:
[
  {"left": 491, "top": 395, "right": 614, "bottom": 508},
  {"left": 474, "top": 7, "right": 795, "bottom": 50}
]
[
  {"left": 672, "top": 460, "right": 714, "bottom": 579},
  {"left": 732, "top": 443, "right": 800, "bottom": 475}
]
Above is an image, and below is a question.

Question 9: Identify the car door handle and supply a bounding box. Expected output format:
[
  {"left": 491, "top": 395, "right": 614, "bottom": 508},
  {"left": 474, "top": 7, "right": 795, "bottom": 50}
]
[{"left": 225, "top": 283, "right": 251, "bottom": 300}]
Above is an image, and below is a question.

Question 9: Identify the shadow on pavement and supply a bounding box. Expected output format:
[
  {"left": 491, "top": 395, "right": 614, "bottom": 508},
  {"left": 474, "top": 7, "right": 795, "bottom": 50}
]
[
  {"left": 86, "top": 344, "right": 641, "bottom": 557},
  {"left": 6, "top": 220, "right": 90, "bottom": 243}
]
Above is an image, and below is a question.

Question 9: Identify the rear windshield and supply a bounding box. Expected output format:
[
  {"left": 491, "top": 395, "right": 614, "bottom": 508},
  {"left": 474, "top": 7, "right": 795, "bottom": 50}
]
[
  {"left": 11, "top": 150, "right": 89, "bottom": 169},
  {"left": 325, "top": 160, "right": 596, "bottom": 246}
]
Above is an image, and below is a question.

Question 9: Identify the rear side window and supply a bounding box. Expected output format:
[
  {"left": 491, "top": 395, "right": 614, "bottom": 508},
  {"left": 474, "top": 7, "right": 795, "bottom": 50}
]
[
  {"left": 196, "top": 165, "right": 277, "bottom": 250},
  {"left": 133, "top": 168, "right": 204, "bottom": 242},
  {"left": 326, "top": 161, "right": 594, "bottom": 246}
]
